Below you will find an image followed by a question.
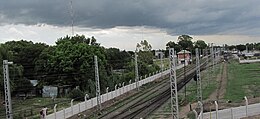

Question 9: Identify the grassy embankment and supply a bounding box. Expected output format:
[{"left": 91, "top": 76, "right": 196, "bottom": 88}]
[{"left": 225, "top": 60, "right": 260, "bottom": 102}]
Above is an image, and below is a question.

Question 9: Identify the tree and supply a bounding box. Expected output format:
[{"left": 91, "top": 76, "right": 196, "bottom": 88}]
[
  {"left": 105, "top": 48, "right": 130, "bottom": 70},
  {"left": 36, "top": 35, "right": 107, "bottom": 96},
  {"left": 236, "top": 44, "right": 246, "bottom": 51},
  {"left": 4, "top": 40, "right": 48, "bottom": 80},
  {"left": 177, "top": 35, "right": 193, "bottom": 50},
  {"left": 166, "top": 41, "right": 181, "bottom": 52},
  {"left": 136, "top": 40, "right": 152, "bottom": 51},
  {"left": 194, "top": 40, "right": 207, "bottom": 50}
]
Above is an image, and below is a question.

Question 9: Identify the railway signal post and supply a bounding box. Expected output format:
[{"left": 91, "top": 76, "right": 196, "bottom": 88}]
[{"left": 169, "top": 48, "right": 179, "bottom": 119}]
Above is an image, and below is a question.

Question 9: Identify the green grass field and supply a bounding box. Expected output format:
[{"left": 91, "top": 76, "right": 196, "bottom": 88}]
[
  {"left": 225, "top": 60, "right": 260, "bottom": 102},
  {"left": 0, "top": 97, "right": 78, "bottom": 119}
]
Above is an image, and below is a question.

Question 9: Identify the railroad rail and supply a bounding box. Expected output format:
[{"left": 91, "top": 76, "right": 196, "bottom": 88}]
[{"left": 98, "top": 59, "right": 208, "bottom": 119}]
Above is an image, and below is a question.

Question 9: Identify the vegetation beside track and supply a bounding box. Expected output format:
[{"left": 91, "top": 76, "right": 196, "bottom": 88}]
[{"left": 225, "top": 60, "right": 260, "bottom": 102}]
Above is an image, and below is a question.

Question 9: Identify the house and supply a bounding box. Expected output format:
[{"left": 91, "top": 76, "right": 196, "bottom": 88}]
[{"left": 177, "top": 50, "right": 191, "bottom": 65}]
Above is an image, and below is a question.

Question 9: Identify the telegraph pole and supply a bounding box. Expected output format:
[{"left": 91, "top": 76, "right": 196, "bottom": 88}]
[
  {"left": 94, "top": 56, "right": 101, "bottom": 110},
  {"left": 169, "top": 48, "right": 179, "bottom": 119},
  {"left": 3, "top": 60, "right": 13, "bottom": 119},
  {"left": 195, "top": 48, "right": 202, "bottom": 102},
  {"left": 135, "top": 52, "right": 139, "bottom": 90}
]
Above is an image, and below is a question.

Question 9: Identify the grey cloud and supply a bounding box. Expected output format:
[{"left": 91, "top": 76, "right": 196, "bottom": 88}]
[{"left": 1, "top": 0, "right": 260, "bottom": 36}]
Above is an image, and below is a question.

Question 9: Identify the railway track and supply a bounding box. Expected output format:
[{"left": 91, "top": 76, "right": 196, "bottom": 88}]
[{"left": 98, "top": 60, "right": 208, "bottom": 119}]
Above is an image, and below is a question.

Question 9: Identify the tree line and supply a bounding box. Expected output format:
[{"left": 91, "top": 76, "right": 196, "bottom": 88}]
[
  {"left": 1, "top": 34, "right": 259, "bottom": 98},
  {"left": 0, "top": 35, "right": 159, "bottom": 98}
]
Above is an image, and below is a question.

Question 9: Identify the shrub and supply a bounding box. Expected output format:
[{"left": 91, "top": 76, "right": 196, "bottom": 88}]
[{"left": 68, "top": 88, "right": 84, "bottom": 100}]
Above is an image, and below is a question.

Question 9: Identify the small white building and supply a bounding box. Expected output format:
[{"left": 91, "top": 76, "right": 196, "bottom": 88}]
[{"left": 177, "top": 50, "right": 191, "bottom": 65}]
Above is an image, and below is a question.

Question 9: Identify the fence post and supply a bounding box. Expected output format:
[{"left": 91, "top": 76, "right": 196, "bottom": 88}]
[
  {"left": 71, "top": 99, "right": 74, "bottom": 115},
  {"left": 198, "top": 101, "right": 203, "bottom": 119},
  {"left": 129, "top": 80, "right": 131, "bottom": 90},
  {"left": 115, "top": 84, "right": 118, "bottom": 97},
  {"left": 85, "top": 94, "right": 89, "bottom": 110},
  {"left": 230, "top": 108, "right": 233, "bottom": 119},
  {"left": 122, "top": 82, "right": 125, "bottom": 94},
  {"left": 245, "top": 96, "right": 248, "bottom": 117},
  {"left": 54, "top": 104, "right": 57, "bottom": 119},
  {"left": 78, "top": 103, "right": 80, "bottom": 113},
  {"left": 215, "top": 101, "right": 218, "bottom": 119},
  {"left": 193, "top": 110, "right": 198, "bottom": 119},
  {"left": 63, "top": 108, "right": 66, "bottom": 119},
  {"left": 106, "top": 87, "right": 109, "bottom": 101}
]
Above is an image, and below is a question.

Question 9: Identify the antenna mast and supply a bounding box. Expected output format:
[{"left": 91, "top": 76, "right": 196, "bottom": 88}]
[{"left": 70, "top": 1, "right": 74, "bottom": 36}]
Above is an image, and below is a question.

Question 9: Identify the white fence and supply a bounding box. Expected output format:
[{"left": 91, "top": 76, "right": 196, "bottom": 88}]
[
  {"left": 203, "top": 102, "right": 260, "bottom": 119},
  {"left": 46, "top": 65, "right": 184, "bottom": 119}
]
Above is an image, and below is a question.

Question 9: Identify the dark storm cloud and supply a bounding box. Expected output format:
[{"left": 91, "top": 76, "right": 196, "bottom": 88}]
[{"left": 1, "top": 0, "right": 260, "bottom": 35}]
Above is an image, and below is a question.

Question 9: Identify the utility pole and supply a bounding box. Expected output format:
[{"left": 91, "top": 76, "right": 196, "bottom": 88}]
[
  {"left": 195, "top": 48, "right": 202, "bottom": 102},
  {"left": 94, "top": 56, "right": 101, "bottom": 110},
  {"left": 135, "top": 52, "right": 139, "bottom": 90},
  {"left": 169, "top": 48, "right": 179, "bottom": 119},
  {"left": 3, "top": 60, "right": 13, "bottom": 119}
]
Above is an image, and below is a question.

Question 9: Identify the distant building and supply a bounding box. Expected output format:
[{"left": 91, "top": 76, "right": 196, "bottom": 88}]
[
  {"left": 155, "top": 51, "right": 164, "bottom": 59},
  {"left": 177, "top": 50, "right": 191, "bottom": 65}
]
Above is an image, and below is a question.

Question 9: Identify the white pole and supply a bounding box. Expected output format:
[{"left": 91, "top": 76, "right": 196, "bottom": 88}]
[
  {"left": 135, "top": 52, "right": 139, "bottom": 90},
  {"left": 129, "top": 80, "right": 132, "bottom": 91},
  {"left": 115, "top": 84, "right": 118, "bottom": 97},
  {"left": 3, "top": 60, "right": 13, "bottom": 119},
  {"left": 193, "top": 110, "right": 198, "bottom": 119},
  {"left": 85, "top": 94, "right": 89, "bottom": 110},
  {"left": 54, "top": 104, "right": 57, "bottom": 119},
  {"left": 215, "top": 101, "right": 218, "bottom": 119},
  {"left": 230, "top": 108, "right": 233, "bottom": 119},
  {"left": 122, "top": 82, "right": 125, "bottom": 94},
  {"left": 198, "top": 101, "right": 203, "bottom": 119},
  {"left": 78, "top": 103, "right": 81, "bottom": 113},
  {"left": 106, "top": 87, "right": 109, "bottom": 101},
  {"left": 94, "top": 56, "right": 101, "bottom": 110},
  {"left": 71, "top": 99, "right": 74, "bottom": 115},
  {"left": 63, "top": 108, "right": 66, "bottom": 119},
  {"left": 244, "top": 96, "right": 248, "bottom": 117}
]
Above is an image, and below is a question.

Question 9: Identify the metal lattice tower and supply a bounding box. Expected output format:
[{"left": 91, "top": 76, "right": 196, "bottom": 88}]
[
  {"left": 206, "top": 48, "right": 210, "bottom": 86},
  {"left": 211, "top": 43, "right": 215, "bottom": 71},
  {"left": 160, "top": 52, "right": 163, "bottom": 72},
  {"left": 195, "top": 48, "right": 202, "bottom": 102},
  {"left": 169, "top": 48, "right": 179, "bottom": 119},
  {"left": 3, "top": 60, "right": 13, "bottom": 119},
  {"left": 94, "top": 56, "right": 101, "bottom": 110},
  {"left": 135, "top": 52, "right": 139, "bottom": 90},
  {"left": 70, "top": 1, "right": 74, "bottom": 36}
]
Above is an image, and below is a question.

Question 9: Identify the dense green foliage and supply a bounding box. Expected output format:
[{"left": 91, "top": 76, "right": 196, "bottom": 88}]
[{"left": 0, "top": 35, "right": 160, "bottom": 98}]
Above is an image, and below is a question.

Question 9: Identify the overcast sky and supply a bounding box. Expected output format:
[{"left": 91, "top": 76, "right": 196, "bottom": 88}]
[{"left": 0, "top": 0, "right": 260, "bottom": 50}]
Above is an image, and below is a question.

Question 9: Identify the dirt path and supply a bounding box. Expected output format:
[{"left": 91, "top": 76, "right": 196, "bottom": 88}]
[{"left": 207, "top": 62, "right": 227, "bottom": 101}]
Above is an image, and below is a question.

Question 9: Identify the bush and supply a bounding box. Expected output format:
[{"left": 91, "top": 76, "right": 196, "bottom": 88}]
[{"left": 68, "top": 88, "right": 84, "bottom": 100}]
